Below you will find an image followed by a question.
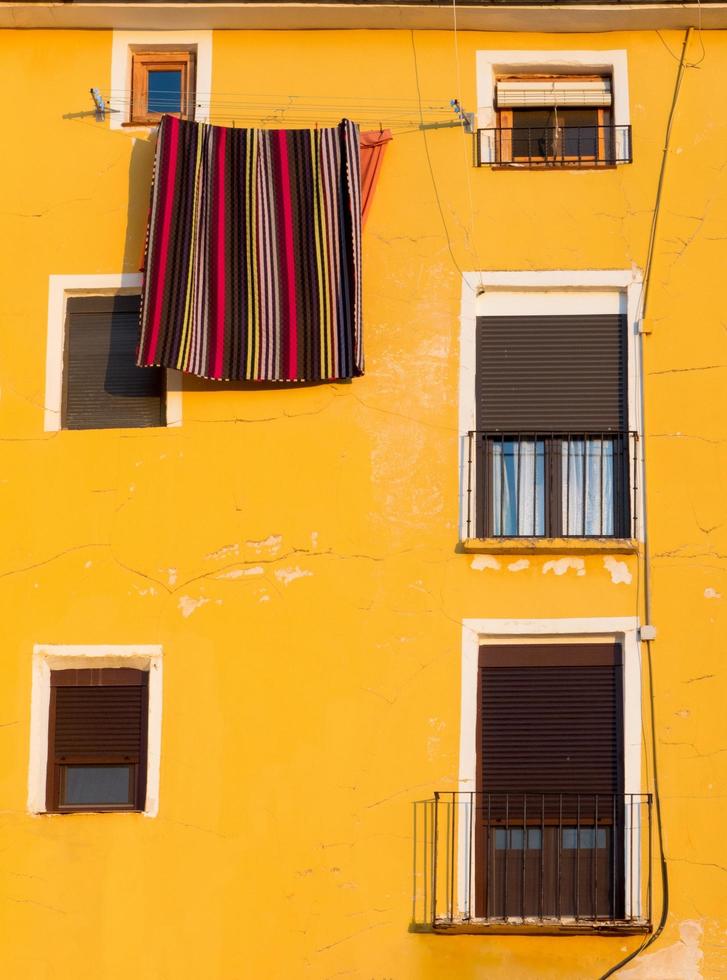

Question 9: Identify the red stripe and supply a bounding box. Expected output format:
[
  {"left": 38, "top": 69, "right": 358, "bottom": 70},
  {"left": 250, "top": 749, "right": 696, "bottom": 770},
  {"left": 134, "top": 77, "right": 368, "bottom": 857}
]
[
  {"left": 276, "top": 130, "right": 298, "bottom": 379},
  {"left": 212, "top": 126, "right": 227, "bottom": 379},
  {"left": 145, "top": 116, "right": 180, "bottom": 364}
]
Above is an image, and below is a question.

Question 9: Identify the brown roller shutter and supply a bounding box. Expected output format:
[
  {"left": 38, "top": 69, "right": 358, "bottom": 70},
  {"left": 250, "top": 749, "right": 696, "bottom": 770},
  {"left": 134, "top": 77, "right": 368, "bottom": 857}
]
[
  {"left": 46, "top": 668, "right": 148, "bottom": 812},
  {"left": 476, "top": 315, "right": 627, "bottom": 431},
  {"left": 63, "top": 295, "right": 164, "bottom": 430},
  {"left": 478, "top": 643, "right": 623, "bottom": 796}
]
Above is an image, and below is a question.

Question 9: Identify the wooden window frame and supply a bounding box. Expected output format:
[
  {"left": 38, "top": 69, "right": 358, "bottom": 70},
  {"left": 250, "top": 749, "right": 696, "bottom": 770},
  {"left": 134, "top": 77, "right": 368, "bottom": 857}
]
[
  {"left": 495, "top": 74, "right": 613, "bottom": 167},
  {"left": 129, "top": 50, "right": 196, "bottom": 126},
  {"left": 46, "top": 668, "right": 149, "bottom": 814},
  {"left": 474, "top": 643, "right": 625, "bottom": 920}
]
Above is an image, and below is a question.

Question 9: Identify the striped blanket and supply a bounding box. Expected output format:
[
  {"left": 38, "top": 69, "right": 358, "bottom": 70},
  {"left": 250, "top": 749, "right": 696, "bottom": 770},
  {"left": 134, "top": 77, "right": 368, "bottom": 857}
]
[{"left": 138, "top": 115, "right": 363, "bottom": 381}]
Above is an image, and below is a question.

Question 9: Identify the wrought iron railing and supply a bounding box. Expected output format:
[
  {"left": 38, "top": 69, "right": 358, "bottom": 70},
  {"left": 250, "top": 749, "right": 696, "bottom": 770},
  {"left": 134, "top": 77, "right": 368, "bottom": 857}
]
[
  {"left": 412, "top": 792, "right": 652, "bottom": 932},
  {"left": 464, "top": 430, "right": 638, "bottom": 540},
  {"left": 476, "top": 125, "right": 632, "bottom": 167}
]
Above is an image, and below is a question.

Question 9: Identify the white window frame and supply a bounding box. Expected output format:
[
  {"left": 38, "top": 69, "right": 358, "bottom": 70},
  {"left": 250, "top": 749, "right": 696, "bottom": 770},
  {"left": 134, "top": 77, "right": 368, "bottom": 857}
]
[
  {"left": 109, "top": 30, "right": 212, "bottom": 132},
  {"left": 476, "top": 49, "right": 630, "bottom": 165},
  {"left": 458, "top": 617, "right": 643, "bottom": 921},
  {"left": 457, "top": 269, "right": 644, "bottom": 541},
  {"left": 44, "top": 273, "right": 183, "bottom": 432},
  {"left": 28, "top": 644, "right": 163, "bottom": 817}
]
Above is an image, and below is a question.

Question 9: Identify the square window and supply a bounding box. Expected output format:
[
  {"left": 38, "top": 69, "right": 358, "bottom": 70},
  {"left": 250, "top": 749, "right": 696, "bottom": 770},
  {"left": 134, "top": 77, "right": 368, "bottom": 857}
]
[
  {"left": 130, "top": 50, "right": 195, "bottom": 126},
  {"left": 46, "top": 668, "right": 149, "bottom": 813},
  {"left": 62, "top": 294, "right": 165, "bottom": 430}
]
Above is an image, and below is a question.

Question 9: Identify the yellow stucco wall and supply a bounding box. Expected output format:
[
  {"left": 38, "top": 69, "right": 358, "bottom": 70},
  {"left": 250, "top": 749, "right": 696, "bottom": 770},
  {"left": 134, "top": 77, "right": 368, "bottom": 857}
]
[{"left": 0, "top": 24, "right": 724, "bottom": 979}]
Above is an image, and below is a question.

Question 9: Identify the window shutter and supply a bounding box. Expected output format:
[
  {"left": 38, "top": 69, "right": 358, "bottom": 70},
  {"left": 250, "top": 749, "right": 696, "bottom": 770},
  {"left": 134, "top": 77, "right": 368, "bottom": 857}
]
[
  {"left": 475, "top": 314, "right": 627, "bottom": 431},
  {"left": 496, "top": 77, "right": 612, "bottom": 108},
  {"left": 50, "top": 668, "right": 148, "bottom": 759},
  {"left": 478, "top": 644, "right": 623, "bottom": 797},
  {"left": 64, "top": 295, "right": 164, "bottom": 429}
]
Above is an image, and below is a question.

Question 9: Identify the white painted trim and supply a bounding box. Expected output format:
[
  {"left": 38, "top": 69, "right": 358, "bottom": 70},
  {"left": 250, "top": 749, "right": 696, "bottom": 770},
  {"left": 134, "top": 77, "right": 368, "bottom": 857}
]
[
  {"left": 457, "top": 269, "right": 644, "bottom": 541},
  {"left": 44, "top": 273, "right": 182, "bottom": 431},
  {"left": 457, "top": 617, "right": 642, "bottom": 919},
  {"left": 476, "top": 49, "right": 630, "bottom": 131},
  {"left": 110, "top": 30, "right": 213, "bottom": 131},
  {"left": 28, "top": 644, "right": 163, "bottom": 817}
]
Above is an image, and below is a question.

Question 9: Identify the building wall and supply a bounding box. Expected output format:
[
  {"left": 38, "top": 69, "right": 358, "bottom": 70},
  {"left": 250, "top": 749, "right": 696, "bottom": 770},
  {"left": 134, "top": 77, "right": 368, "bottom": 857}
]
[{"left": 0, "top": 24, "right": 724, "bottom": 979}]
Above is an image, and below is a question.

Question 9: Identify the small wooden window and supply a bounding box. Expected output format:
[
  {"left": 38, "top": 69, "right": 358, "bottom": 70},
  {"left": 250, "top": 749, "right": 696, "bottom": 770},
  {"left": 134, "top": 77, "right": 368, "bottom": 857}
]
[
  {"left": 63, "top": 294, "right": 164, "bottom": 430},
  {"left": 130, "top": 50, "right": 195, "bottom": 126},
  {"left": 46, "top": 669, "right": 149, "bottom": 813}
]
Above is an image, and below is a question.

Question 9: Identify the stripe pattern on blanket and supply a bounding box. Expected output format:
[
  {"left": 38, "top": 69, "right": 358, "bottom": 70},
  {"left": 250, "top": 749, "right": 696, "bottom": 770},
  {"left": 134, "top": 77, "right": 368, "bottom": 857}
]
[{"left": 138, "top": 115, "right": 363, "bottom": 381}]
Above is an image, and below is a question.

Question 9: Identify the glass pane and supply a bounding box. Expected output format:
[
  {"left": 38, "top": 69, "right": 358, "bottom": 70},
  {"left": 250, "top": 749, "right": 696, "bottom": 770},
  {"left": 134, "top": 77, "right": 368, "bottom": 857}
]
[
  {"left": 562, "top": 827, "right": 608, "bottom": 849},
  {"left": 63, "top": 765, "right": 132, "bottom": 806},
  {"left": 491, "top": 439, "right": 545, "bottom": 536},
  {"left": 562, "top": 438, "right": 615, "bottom": 536},
  {"left": 495, "top": 827, "right": 543, "bottom": 850},
  {"left": 147, "top": 70, "right": 182, "bottom": 114}
]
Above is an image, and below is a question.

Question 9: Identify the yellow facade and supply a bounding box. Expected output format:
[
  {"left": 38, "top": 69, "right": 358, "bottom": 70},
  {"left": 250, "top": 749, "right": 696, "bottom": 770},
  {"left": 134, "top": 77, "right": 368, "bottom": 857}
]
[{"left": 0, "top": 14, "right": 725, "bottom": 979}]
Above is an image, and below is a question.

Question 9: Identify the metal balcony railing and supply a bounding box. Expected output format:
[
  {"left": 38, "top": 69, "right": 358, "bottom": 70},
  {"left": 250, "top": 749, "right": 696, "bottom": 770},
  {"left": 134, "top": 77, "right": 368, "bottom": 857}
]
[
  {"left": 476, "top": 125, "right": 632, "bottom": 167},
  {"left": 412, "top": 792, "right": 652, "bottom": 932},
  {"left": 464, "top": 430, "right": 638, "bottom": 540}
]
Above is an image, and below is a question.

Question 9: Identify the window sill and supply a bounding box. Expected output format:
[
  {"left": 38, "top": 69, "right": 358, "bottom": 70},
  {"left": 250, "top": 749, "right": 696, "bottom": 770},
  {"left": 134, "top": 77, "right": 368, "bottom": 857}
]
[
  {"left": 462, "top": 537, "right": 639, "bottom": 555},
  {"left": 413, "top": 919, "right": 651, "bottom": 936}
]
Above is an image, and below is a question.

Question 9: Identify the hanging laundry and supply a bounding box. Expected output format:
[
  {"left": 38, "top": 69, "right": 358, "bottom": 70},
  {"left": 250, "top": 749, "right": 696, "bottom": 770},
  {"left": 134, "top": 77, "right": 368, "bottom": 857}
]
[{"left": 138, "top": 115, "right": 363, "bottom": 381}]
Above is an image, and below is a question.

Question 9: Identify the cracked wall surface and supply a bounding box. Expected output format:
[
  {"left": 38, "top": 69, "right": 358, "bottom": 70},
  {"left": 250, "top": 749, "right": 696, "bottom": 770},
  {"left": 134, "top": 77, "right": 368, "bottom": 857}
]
[{"left": 0, "top": 24, "right": 725, "bottom": 980}]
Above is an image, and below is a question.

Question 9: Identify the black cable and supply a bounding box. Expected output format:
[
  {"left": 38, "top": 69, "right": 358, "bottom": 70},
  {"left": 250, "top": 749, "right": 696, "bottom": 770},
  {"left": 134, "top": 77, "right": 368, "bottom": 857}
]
[{"left": 598, "top": 26, "right": 692, "bottom": 980}]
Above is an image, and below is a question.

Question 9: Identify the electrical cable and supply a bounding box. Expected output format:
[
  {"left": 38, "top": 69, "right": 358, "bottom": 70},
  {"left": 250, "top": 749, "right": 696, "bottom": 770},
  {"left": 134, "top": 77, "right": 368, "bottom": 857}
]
[{"left": 598, "top": 26, "right": 692, "bottom": 980}]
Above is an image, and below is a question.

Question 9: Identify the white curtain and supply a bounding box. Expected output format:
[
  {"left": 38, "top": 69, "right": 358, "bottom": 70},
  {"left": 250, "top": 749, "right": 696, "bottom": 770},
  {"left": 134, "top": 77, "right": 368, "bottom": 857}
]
[
  {"left": 492, "top": 440, "right": 545, "bottom": 536},
  {"left": 562, "top": 438, "right": 614, "bottom": 535}
]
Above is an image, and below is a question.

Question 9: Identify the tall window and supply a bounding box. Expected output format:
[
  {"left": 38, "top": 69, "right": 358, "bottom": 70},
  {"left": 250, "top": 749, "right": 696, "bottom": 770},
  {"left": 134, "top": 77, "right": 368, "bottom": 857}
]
[
  {"left": 46, "top": 668, "right": 149, "bottom": 813},
  {"left": 63, "top": 295, "right": 164, "bottom": 429},
  {"left": 476, "top": 644, "right": 624, "bottom": 920},
  {"left": 473, "top": 311, "right": 632, "bottom": 538},
  {"left": 495, "top": 74, "right": 617, "bottom": 167}
]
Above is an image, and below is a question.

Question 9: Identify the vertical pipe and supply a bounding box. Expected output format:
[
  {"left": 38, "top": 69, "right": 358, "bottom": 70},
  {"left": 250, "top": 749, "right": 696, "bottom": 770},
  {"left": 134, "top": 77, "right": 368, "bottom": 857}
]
[{"left": 467, "top": 793, "right": 473, "bottom": 921}]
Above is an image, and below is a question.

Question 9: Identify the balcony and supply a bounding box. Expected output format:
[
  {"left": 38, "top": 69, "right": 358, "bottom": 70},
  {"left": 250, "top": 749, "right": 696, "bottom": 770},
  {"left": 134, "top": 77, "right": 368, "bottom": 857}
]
[
  {"left": 476, "top": 125, "right": 632, "bottom": 168},
  {"left": 412, "top": 792, "right": 652, "bottom": 934},
  {"left": 464, "top": 430, "right": 638, "bottom": 543}
]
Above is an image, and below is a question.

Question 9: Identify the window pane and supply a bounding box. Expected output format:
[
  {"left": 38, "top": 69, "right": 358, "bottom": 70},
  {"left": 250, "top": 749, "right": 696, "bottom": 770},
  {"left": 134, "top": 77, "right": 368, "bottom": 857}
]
[
  {"left": 562, "top": 827, "right": 608, "bottom": 849},
  {"left": 148, "top": 70, "right": 182, "bottom": 113},
  {"left": 63, "top": 765, "right": 132, "bottom": 806}
]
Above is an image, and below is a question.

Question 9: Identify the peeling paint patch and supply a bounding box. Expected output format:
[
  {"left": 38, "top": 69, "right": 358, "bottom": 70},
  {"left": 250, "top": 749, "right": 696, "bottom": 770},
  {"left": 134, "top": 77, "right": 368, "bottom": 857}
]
[
  {"left": 508, "top": 559, "right": 529, "bottom": 572},
  {"left": 311, "top": 531, "right": 319, "bottom": 548},
  {"left": 178, "top": 596, "right": 209, "bottom": 618},
  {"left": 704, "top": 587, "right": 721, "bottom": 599},
  {"left": 216, "top": 566, "right": 264, "bottom": 580},
  {"left": 167, "top": 568, "right": 178, "bottom": 586},
  {"left": 246, "top": 534, "right": 282, "bottom": 551},
  {"left": 470, "top": 555, "right": 500, "bottom": 571},
  {"left": 543, "top": 558, "right": 585, "bottom": 577},
  {"left": 274, "top": 566, "right": 313, "bottom": 585},
  {"left": 604, "top": 556, "right": 632, "bottom": 585},
  {"left": 259, "top": 594, "right": 271, "bottom": 602},
  {"left": 619, "top": 920, "right": 703, "bottom": 979},
  {"left": 84, "top": 561, "right": 92, "bottom": 569},
  {"left": 205, "top": 543, "right": 239, "bottom": 561}
]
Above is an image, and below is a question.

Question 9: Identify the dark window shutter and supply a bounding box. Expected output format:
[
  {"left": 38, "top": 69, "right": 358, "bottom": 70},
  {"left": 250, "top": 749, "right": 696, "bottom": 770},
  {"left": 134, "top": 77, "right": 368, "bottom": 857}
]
[
  {"left": 478, "top": 644, "right": 623, "bottom": 796},
  {"left": 63, "top": 295, "right": 164, "bottom": 429},
  {"left": 47, "top": 669, "right": 148, "bottom": 811},
  {"left": 475, "top": 315, "right": 627, "bottom": 430}
]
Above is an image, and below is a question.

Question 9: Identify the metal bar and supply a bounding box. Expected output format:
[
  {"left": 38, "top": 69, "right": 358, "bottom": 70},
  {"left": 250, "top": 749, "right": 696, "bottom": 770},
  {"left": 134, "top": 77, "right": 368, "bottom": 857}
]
[
  {"left": 466, "top": 431, "right": 473, "bottom": 540},
  {"left": 533, "top": 436, "right": 538, "bottom": 535},
  {"left": 540, "top": 794, "right": 545, "bottom": 921},
  {"left": 576, "top": 794, "right": 581, "bottom": 921},
  {"left": 446, "top": 797, "right": 452, "bottom": 921},
  {"left": 612, "top": 793, "right": 617, "bottom": 921},
  {"left": 517, "top": 436, "right": 522, "bottom": 535},
  {"left": 581, "top": 436, "right": 587, "bottom": 537},
  {"left": 499, "top": 436, "right": 504, "bottom": 537},
  {"left": 557, "top": 793, "right": 562, "bottom": 919},
  {"left": 521, "top": 794, "right": 527, "bottom": 921},
  {"left": 486, "top": 793, "right": 491, "bottom": 919},
  {"left": 466, "top": 793, "right": 473, "bottom": 921},
  {"left": 600, "top": 436, "right": 605, "bottom": 535},
  {"left": 594, "top": 794, "right": 599, "bottom": 920},
  {"left": 648, "top": 795, "right": 653, "bottom": 924},
  {"left": 432, "top": 793, "right": 439, "bottom": 926},
  {"left": 504, "top": 794, "right": 509, "bottom": 919}
]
